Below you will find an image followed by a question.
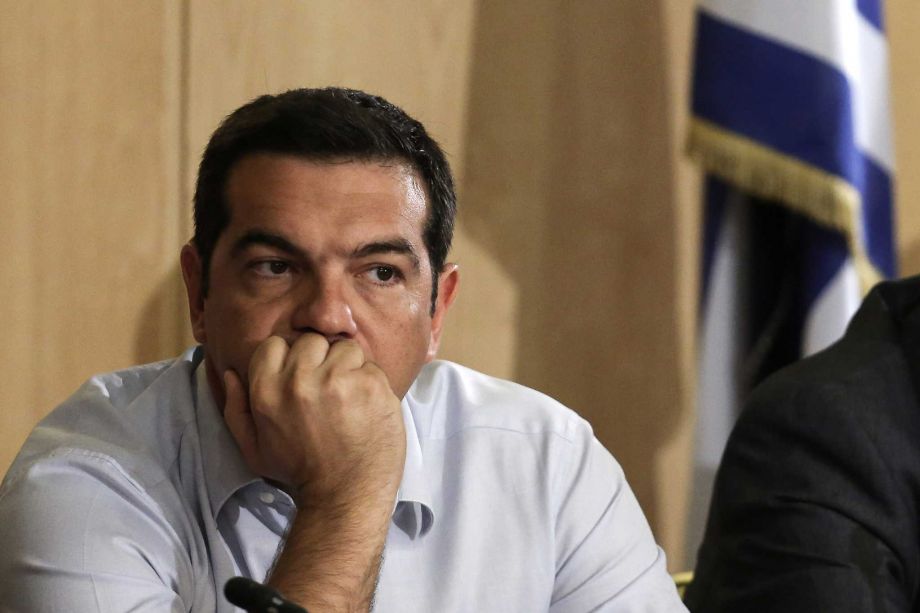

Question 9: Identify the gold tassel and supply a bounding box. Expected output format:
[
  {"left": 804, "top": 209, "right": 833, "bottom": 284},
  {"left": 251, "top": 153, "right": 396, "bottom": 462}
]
[{"left": 686, "top": 117, "right": 882, "bottom": 293}]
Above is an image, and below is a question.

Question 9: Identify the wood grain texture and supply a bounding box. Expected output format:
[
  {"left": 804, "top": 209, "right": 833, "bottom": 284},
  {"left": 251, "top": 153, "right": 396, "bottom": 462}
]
[
  {"left": 888, "top": 0, "right": 920, "bottom": 275},
  {"left": 457, "top": 2, "right": 692, "bottom": 564},
  {"left": 659, "top": 0, "right": 701, "bottom": 570},
  {"left": 185, "top": 0, "right": 478, "bottom": 174},
  {"left": 0, "top": 2, "right": 185, "bottom": 474}
]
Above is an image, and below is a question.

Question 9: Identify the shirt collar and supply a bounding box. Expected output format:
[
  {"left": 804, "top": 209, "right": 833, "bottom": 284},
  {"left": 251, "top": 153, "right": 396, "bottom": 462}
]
[{"left": 193, "top": 352, "right": 435, "bottom": 539}]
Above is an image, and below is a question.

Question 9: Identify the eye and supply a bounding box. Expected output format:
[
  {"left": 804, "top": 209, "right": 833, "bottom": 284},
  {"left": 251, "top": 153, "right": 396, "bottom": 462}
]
[
  {"left": 375, "top": 266, "right": 395, "bottom": 281},
  {"left": 252, "top": 260, "right": 291, "bottom": 276},
  {"left": 366, "top": 265, "right": 402, "bottom": 285},
  {"left": 268, "top": 261, "right": 289, "bottom": 275}
]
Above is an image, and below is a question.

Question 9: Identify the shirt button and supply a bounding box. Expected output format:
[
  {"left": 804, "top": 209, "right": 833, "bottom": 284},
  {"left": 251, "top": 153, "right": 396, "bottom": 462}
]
[{"left": 259, "top": 491, "right": 275, "bottom": 505}]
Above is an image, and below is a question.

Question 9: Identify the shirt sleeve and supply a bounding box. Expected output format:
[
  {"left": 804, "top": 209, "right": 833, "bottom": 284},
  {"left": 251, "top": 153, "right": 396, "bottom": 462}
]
[
  {"left": 0, "top": 449, "right": 193, "bottom": 612},
  {"left": 550, "top": 423, "right": 687, "bottom": 612}
]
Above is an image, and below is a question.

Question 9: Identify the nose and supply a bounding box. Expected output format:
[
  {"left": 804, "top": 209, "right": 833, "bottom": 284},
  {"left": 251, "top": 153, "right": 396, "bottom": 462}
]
[{"left": 291, "top": 276, "right": 358, "bottom": 342}]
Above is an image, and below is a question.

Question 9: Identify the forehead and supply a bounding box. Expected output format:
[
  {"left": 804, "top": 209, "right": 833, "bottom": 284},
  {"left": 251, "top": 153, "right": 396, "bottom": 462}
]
[{"left": 223, "top": 153, "right": 428, "bottom": 239}]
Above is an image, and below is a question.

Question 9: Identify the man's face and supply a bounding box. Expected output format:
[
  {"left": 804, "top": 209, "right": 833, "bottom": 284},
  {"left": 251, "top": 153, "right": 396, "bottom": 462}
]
[{"left": 182, "top": 153, "right": 458, "bottom": 403}]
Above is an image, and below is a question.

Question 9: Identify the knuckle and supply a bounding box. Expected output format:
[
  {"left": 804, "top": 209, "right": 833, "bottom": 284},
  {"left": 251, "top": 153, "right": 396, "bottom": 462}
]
[
  {"left": 323, "top": 372, "right": 350, "bottom": 403},
  {"left": 355, "top": 369, "right": 387, "bottom": 399},
  {"left": 290, "top": 360, "right": 314, "bottom": 381},
  {"left": 360, "top": 362, "right": 387, "bottom": 386},
  {"left": 285, "top": 372, "right": 311, "bottom": 399}
]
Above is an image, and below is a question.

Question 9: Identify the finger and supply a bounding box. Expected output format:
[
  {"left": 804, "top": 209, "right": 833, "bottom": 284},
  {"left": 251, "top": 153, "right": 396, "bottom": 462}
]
[
  {"left": 249, "top": 335, "right": 289, "bottom": 388},
  {"left": 359, "top": 360, "right": 399, "bottom": 397},
  {"left": 222, "top": 369, "right": 261, "bottom": 473},
  {"left": 325, "top": 339, "right": 366, "bottom": 371},
  {"left": 286, "top": 332, "right": 331, "bottom": 372}
]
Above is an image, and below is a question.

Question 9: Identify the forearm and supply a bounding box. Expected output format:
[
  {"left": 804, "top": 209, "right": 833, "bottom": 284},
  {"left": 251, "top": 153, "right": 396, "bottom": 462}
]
[{"left": 267, "top": 497, "right": 392, "bottom": 612}]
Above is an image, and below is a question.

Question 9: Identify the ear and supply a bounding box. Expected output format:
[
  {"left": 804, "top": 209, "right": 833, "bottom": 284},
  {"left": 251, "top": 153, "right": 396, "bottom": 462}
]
[
  {"left": 180, "top": 242, "right": 208, "bottom": 344},
  {"left": 426, "top": 263, "right": 459, "bottom": 361}
]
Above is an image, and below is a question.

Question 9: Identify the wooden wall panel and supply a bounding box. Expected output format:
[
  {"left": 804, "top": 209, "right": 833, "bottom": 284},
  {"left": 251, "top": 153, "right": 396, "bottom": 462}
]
[
  {"left": 0, "top": 2, "right": 185, "bottom": 475},
  {"left": 889, "top": 0, "right": 920, "bottom": 274},
  {"left": 458, "top": 2, "right": 692, "bottom": 569},
  {"left": 659, "top": 0, "right": 701, "bottom": 570},
  {"left": 185, "top": 1, "right": 478, "bottom": 181}
]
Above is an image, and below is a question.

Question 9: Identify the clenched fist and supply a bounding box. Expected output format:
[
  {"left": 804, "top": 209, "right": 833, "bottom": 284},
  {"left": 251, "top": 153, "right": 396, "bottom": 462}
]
[{"left": 221, "top": 333, "right": 406, "bottom": 510}]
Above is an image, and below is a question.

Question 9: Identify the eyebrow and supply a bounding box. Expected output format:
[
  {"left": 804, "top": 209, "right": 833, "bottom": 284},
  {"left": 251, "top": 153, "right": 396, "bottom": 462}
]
[
  {"left": 230, "top": 230, "right": 307, "bottom": 260},
  {"left": 230, "top": 230, "right": 421, "bottom": 271},
  {"left": 352, "top": 238, "right": 421, "bottom": 271}
]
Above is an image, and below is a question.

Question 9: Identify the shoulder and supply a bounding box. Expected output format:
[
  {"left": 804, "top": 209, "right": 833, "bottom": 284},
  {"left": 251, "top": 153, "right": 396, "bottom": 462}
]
[
  {"left": 0, "top": 443, "right": 198, "bottom": 609},
  {"left": 408, "top": 361, "right": 620, "bottom": 527},
  {"left": 740, "top": 276, "right": 920, "bottom": 437},
  {"left": 0, "top": 349, "right": 210, "bottom": 608},
  {"left": 726, "top": 290, "right": 920, "bottom": 512},
  {"left": 688, "top": 281, "right": 920, "bottom": 609},
  {"left": 404, "top": 365, "right": 683, "bottom": 610},
  {"left": 407, "top": 360, "right": 593, "bottom": 443},
  {"left": 5, "top": 348, "right": 203, "bottom": 491}
]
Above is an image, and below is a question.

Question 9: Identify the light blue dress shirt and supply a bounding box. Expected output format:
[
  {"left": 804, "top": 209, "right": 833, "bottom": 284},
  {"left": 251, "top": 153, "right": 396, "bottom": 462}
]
[{"left": 0, "top": 347, "right": 686, "bottom": 611}]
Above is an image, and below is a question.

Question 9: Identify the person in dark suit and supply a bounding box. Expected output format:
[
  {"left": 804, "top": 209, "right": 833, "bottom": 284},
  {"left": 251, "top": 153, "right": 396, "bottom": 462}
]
[{"left": 685, "top": 276, "right": 920, "bottom": 612}]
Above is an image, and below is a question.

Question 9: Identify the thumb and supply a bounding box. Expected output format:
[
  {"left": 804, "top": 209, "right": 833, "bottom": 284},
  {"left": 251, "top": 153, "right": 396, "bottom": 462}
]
[{"left": 222, "top": 369, "right": 260, "bottom": 470}]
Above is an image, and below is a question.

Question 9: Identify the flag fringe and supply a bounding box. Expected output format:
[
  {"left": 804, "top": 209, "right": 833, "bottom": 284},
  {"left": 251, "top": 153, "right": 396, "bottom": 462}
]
[{"left": 687, "top": 117, "right": 881, "bottom": 294}]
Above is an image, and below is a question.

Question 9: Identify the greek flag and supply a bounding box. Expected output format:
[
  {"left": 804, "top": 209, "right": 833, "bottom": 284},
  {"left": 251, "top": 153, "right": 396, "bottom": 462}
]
[{"left": 686, "top": 0, "right": 896, "bottom": 564}]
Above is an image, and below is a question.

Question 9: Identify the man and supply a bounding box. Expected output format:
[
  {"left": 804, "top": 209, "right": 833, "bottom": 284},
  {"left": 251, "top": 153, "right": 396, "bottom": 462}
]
[
  {"left": 685, "top": 276, "right": 920, "bottom": 612},
  {"left": 0, "top": 88, "right": 685, "bottom": 611}
]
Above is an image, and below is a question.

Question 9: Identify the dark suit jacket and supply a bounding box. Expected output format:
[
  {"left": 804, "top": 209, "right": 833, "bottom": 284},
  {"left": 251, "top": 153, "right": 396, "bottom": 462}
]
[{"left": 685, "top": 276, "right": 920, "bottom": 612}]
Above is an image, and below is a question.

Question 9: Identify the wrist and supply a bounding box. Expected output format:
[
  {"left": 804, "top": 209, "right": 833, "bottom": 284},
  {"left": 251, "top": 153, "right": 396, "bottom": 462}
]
[
  {"left": 293, "top": 457, "right": 404, "bottom": 511},
  {"left": 295, "top": 482, "right": 397, "bottom": 524}
]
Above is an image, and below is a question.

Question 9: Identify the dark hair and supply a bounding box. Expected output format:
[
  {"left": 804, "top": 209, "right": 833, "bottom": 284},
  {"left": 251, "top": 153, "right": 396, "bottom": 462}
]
[{"left": 192, "top": 87, "right": 456, "bottom": 311}]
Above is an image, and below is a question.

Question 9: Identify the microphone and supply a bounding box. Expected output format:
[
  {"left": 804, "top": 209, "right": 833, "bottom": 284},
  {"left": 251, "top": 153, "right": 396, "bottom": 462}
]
[{"left": 224, "top": 576, "right": 308, "bottom": 613}]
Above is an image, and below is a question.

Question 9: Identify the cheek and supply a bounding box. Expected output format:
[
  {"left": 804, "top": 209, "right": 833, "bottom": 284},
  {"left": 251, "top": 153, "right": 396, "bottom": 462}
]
[
  {"left": 205, "top": 296, "right": 291, "bottom": 357},
  {"left": 359, "top": 295, "right": 431, "bottom": 354},
  {"left": 364, "top": 289, "right": 428, "bottom": 334},
  {"left": 395, "top": 284, "right": 428, "bottom": 319},
  {"left": 367, "top": 330, "right": 431, "bottom": 398},
  {"left": 209, "top": 296, "right": 272, "bottom": 332}
]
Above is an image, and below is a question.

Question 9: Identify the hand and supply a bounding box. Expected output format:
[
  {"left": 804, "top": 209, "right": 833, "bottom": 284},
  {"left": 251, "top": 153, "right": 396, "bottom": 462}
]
[{"left": 222, "top": 334, "right": 406, "bottom": 510}]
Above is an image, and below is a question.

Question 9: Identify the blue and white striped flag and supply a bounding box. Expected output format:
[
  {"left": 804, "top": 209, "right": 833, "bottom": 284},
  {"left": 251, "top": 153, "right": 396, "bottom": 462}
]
[{"left": 686, "top": 0, "right": 897, "bottom": 564}]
